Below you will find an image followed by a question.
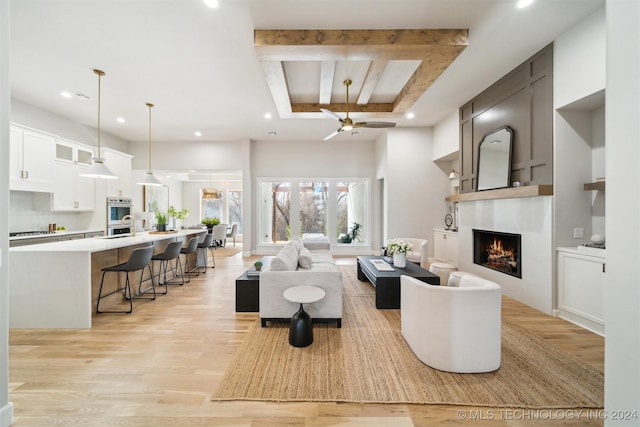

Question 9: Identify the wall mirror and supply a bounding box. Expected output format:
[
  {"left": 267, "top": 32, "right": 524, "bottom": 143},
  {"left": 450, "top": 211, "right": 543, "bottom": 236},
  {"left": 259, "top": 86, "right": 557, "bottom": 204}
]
[{"left": 476, "top": 126, "right": 513, "bottom": 191}]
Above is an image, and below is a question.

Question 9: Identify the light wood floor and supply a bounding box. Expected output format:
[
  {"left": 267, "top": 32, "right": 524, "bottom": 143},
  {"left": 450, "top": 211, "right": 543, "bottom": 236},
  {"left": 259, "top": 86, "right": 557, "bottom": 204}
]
[{"left": 8, "top": 254, "right": 604, "bottom": 426}]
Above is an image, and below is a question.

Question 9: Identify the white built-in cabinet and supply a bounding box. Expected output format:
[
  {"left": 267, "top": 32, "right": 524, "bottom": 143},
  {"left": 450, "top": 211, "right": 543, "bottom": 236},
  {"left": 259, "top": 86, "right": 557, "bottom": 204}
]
[
  {"left": 557, "top": 247, "right": 605, "bottom": 336},
  {"left": 50, "top": 139, "right": 95, "bottom": 211},
  {"left": 103, "top": 148, "right": 133, "bottom": 198},
  {"left": 433, "top": 228, "right": 459, "bottom": 265},
  {"left": 9, "top": 125, "right": 55, "bottom": 192}
]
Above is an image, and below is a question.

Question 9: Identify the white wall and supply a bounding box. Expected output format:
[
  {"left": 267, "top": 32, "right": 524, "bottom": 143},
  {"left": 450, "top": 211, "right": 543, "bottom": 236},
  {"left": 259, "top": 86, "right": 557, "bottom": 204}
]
[
  {"left": 0, "top": 0, "right": 14, "bottom": 424},
  {"left": 605, "top": 0, "right": 640, "bottom": 424},
  {"left": 128, "top": 139, "right": 243, "bottom": 171},
  {"left": 385, "top": 128, "right": 449, "bottom": 257},
  {"left": 432, "top": 110, "right": 460, "bottom": 161},
  {"left": 554, "top": 6, "right": 606, "bottom": 108}
]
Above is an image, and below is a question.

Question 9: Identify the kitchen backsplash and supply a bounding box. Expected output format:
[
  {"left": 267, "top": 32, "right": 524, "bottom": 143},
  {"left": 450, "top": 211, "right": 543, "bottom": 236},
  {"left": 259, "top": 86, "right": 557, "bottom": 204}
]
[{"left": 9, "top": 191, "right": 97, "bottom": 232}]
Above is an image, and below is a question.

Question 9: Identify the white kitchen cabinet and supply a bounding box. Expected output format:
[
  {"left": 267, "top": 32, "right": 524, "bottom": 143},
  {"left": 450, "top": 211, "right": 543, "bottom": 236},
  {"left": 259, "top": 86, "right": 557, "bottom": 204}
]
[
  {"left": 103, "top": 148, "right": 133, "bottom": 198},
  {"left": 50, "top": 139, "right": 95, "bottom": 211},
  {"left": 557, "top": 247, "right": 605, "bottom": 336},
  {"left": 10, "top": 125, "right": 55, "bottom": 192},
  {"left": 433, "top": 229, "right": 459, "bottom": 264}
]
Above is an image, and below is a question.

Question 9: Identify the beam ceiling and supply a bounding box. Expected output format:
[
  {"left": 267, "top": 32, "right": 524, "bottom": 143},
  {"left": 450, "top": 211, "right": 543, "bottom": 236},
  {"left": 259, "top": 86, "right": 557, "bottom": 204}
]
[{"left": 255, "top": 29, "right": 469, "bottom": 119}]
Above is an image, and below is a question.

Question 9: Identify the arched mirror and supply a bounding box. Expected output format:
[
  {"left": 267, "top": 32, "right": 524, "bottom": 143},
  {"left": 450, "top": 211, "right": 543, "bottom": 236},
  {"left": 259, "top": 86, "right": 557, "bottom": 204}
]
[{"left": 476, "top": 126, "right": 513, "bottom": 191}]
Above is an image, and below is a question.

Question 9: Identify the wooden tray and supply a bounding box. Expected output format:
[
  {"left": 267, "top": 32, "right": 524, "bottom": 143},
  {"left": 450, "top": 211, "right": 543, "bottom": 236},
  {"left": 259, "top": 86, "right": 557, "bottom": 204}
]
[{"left": 148, "top": 230, "right": 178, "bottom": 234}]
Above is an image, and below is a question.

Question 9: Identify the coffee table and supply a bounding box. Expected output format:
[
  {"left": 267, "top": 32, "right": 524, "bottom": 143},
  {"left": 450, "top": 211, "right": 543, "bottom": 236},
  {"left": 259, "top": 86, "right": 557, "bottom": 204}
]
[{"left": 357, "top": 256, "right": 440, "bottom": 309}]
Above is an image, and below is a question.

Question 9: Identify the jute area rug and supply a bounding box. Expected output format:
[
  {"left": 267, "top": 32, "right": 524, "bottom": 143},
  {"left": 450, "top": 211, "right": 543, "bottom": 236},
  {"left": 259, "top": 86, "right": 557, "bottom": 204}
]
[
  {"left": 213, "top": 245, "right": 242, "bottom": 257},
  {"left": 212, "top": 266, "right": 603, "bottom": 408}
]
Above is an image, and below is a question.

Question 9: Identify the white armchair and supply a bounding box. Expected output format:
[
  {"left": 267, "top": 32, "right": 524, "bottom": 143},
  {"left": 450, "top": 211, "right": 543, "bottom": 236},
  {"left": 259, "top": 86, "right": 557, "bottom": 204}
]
[
  {"left": 400, "top": 275, "right": 502, "bottom": 373},
  {"left": 395, "top": 238, "right": 428, "bottom": 268}
]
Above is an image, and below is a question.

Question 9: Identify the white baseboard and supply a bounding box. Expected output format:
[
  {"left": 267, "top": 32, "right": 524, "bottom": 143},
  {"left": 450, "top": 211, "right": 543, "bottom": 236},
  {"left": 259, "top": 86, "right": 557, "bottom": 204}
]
[{"left": 0, "top": 401, "right": 13, "bottom": 427}]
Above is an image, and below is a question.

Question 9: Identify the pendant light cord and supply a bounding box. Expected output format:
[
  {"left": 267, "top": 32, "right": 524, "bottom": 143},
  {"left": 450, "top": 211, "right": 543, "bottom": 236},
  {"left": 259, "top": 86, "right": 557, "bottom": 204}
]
[
  {"left": 147, "top": 103, "right": 154, "bottom": 172},
  {"left": 94, "top": 69, "right": 105, "bottom": 159}
]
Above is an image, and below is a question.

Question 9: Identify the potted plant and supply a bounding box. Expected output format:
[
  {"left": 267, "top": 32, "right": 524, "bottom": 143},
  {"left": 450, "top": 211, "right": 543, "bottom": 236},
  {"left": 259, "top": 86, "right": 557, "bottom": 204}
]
[
  {"left": 168, "top": 206, "right": 189, "bottom": 230},
  {"left": 386, "top": 238, "right": 413, "bottom": 268},
  {"left": 201, "top": 217, "right": 220, "bottom": 231},
  {"left": 349, "top": 222, "right": 361, "bottom": 243},
  {"left": 253, "top": 260, "right": 263, "bottom": 271},
  {"left": 155, "top": 212, "right": 168, "bottom": 232}
]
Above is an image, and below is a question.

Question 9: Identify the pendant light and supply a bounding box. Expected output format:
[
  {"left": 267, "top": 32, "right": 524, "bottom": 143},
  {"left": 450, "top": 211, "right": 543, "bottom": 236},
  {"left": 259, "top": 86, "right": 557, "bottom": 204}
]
[
  {"left": 80, "top": 69, "right": 117, "bottom": 179},
  {"left": 136, "top": 102, "right": 163, "bottom": 186}
]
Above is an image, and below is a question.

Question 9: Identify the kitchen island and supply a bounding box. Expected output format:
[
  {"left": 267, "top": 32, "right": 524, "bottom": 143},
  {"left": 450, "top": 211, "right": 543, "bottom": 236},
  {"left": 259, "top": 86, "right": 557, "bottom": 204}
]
[{"left": 9, "top": 229, "right": 207, "bottom": 328}]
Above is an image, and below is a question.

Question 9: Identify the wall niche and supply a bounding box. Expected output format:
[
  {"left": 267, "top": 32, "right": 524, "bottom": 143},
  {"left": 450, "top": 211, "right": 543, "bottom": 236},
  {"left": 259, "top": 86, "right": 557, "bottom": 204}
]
[{"left": 459, "top": 44, "right": 554, "bottom": 193}]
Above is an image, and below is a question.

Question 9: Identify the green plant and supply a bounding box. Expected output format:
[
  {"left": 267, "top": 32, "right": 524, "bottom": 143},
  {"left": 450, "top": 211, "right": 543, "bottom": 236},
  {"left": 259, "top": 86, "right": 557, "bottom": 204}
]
[
  {"left": 201, "top": 217, "right": 220, "bottom": 226},
  {"left": 168, "top": 206, "right": 189, "bottom": 220},
  {"left": 254, "top": 261, "right": 264, "bottom": 270},
  {"left": 350, "top": 222, "right": 361, "bottom": 242},
  {"left": 155, "top": 212, "right": 167, "bottom": 225},
  {"left": 386, "top": 238, "right": 413, "bottom": 255}
]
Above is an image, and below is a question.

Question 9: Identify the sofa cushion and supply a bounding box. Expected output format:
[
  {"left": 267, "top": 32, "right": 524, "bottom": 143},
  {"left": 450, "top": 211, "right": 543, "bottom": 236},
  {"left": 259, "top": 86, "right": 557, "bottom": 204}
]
[
  {"left": 290, "top": 238, "right": 303, "bottom": 251},
  {"left": 270, "top": 244, "right": 299, "bottom": 271},
  {"left": 298, "top": 246, "right": 313, "bottom": 269}
]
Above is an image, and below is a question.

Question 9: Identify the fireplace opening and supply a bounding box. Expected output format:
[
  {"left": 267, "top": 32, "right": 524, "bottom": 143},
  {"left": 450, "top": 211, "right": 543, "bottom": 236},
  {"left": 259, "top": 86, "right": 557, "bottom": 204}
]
[{"left": 473, "top": 229, "right": 522, "bottom": 278}]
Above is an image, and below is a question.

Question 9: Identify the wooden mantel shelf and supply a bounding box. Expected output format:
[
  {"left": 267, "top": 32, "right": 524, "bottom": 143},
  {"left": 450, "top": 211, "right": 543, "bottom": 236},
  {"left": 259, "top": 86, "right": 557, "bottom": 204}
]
[{"left": 446, "top": 185, "right": 554, "bottom": 202}]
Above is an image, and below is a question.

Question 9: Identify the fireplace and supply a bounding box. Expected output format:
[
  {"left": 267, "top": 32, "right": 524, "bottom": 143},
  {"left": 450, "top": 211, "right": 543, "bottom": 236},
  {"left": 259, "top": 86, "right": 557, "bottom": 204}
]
[{"left": 473, "top": 229, "right": 522, "bottom": 278}]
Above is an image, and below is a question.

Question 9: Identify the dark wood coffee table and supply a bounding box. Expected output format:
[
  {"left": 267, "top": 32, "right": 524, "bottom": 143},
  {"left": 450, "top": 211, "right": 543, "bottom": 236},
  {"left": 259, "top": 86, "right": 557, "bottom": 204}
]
[{"left": 357, "top": 256, "right": 440, "bottom": 309}]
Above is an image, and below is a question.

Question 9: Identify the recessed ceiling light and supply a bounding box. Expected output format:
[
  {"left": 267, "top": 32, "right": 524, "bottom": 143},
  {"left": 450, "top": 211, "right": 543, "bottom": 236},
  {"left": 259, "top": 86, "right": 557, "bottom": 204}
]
[
  {"left": 116, "top": 117, "right": 126, "bottom": 123},
  {"left": 60, "top": 91, "right": 73, "bottom": 99},
  {"left": 267, "top": 131, "right": 277, "bottom": 136},
  {"left": 516, "top": 0, "right": 534, "bottom": 8},
  {"left": 264, "top": 113, "right": 272, "bottom": 119},
  {"left": 194, "top": 131, "right": 202, "bottom": 137},
  {"left": 406, "top": 112, "right": 415, "bottom": 119},
  {"left": 189, "top": 170, "right": 196, "bottom": 173},
  {"left": 204, "top": 0, "right": 219, "bottom": 9}
]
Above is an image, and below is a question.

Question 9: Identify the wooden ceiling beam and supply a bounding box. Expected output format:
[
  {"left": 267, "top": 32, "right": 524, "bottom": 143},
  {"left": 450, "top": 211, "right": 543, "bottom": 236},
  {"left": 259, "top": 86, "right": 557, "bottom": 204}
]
[{"left": 254, "top": 29, "right": 468, "bottom": 119}]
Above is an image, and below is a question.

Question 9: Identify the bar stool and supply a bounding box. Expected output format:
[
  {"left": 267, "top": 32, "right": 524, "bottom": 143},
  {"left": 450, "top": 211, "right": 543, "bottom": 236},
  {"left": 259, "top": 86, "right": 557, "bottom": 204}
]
[
  {"left": 180, "top": 236, "right": 200, "bottom": 282},
  {"left": 196, "top": 233, "right": 215, "bottom": 273},
  {"left": 151, "top": 240, "right": 184, "bottom": 294},
  {"left": 96, "top": 245, "right": 155, "bottom": 314}
]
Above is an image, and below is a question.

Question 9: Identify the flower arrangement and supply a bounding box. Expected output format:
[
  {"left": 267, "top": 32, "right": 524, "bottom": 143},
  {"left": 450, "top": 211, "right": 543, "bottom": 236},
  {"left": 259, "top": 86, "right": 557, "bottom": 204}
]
[{"left": 386, "top": 238, "right": 413, "bottom": 255}]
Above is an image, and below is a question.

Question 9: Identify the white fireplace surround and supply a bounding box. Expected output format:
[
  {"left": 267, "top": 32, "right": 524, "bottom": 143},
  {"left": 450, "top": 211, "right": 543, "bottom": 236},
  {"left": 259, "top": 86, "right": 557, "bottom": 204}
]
[{"left": 457, "top": 196, "right": 553, "bottom": 315}]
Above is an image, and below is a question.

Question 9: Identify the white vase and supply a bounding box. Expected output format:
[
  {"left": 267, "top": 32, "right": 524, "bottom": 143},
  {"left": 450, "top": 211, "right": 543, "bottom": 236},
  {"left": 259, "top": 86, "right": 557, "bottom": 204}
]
[{"left": 393, "top": 253, "right": 406, "bottom": 268}]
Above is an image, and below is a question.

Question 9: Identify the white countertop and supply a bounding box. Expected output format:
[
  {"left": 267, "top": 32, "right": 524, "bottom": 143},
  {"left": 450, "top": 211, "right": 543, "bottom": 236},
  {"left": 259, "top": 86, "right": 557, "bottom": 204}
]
[
  {"left": 557, "top": 246, "right": 606, "bottom": 259},
  {"left": 9, "top": 229, "right": 206, "bottom": 253}
]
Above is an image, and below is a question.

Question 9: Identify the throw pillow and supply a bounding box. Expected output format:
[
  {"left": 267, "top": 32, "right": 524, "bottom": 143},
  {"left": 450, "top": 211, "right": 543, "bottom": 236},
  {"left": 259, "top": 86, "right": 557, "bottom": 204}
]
[{"left": 298, "top": 247, "right": 313, "bottom": 269}]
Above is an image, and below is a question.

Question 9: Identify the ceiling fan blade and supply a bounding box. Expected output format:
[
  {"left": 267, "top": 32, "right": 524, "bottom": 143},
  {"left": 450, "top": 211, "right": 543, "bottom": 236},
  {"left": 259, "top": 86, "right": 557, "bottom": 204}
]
[
  {"left": 355, "top": 121, "right": 397, "bottom": 129},
  {"left": 323, "top": 129, "right": 342, "bottom": 141},
  {"left": 321, "top": 108, "right": 343, "bottom": 122}
]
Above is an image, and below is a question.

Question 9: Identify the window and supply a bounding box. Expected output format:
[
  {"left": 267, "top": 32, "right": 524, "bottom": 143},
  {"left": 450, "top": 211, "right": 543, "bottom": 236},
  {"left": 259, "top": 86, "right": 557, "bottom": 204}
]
[
  {"left": 260, "top": 181, "right": 291, "bottom": 244},
  {"left": 202, "top": 189, "right": 223, "bottom": 221},
  {"left": 259, "top": 179, "right": 368, "bottom": 246},
  {"left": 228, "top": 190, "right": 243, "bottom": 234},
  {"left": 299, "top": 181, "right": 328, "bottom": 238},
  {"left": 337, "top": 181, "right": 366, "bottom": 244}
]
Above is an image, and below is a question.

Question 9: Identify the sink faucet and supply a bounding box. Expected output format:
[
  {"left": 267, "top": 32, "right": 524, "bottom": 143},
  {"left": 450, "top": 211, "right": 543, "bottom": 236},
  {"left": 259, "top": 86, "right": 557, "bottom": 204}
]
[{"left": 121, "top": 215, "right": 136, "bottom": 237}]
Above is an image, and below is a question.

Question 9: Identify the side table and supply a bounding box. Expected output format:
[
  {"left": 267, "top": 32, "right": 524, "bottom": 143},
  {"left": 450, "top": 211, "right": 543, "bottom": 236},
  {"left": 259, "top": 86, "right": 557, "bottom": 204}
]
[
  {"left": 283, "top": 285, "right": 326, "bottom": 347},
  {"left": 235, "top": 271, "right": 259, "bottom": 312}
]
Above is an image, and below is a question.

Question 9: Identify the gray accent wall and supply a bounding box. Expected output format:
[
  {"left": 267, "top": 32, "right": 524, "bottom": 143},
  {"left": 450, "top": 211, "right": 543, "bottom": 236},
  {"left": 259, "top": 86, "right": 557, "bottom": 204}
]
[{"left": 459, "top": 44, "right": 554, "bottom": 193}]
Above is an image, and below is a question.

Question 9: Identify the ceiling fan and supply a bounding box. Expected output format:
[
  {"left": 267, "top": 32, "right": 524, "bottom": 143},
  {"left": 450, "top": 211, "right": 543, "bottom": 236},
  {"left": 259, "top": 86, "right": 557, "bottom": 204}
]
[{"left": 321, "top": 79, "right": 396, "bottom": 141}]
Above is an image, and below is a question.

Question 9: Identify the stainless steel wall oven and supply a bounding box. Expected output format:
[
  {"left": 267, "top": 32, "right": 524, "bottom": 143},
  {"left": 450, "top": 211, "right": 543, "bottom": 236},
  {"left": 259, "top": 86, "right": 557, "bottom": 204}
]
[{"left": 106, "top": 197, "right": 133, "bottom": 235}]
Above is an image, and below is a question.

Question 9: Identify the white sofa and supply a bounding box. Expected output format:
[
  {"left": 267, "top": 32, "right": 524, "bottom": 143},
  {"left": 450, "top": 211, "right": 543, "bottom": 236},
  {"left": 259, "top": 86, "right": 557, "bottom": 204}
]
[
  {"left": 395, "top": 237, "right": 428, "bottom": 268},
  {"left": 260, "top": 239, "right": 342, "bottom": 327},
  {"left": 400, "top": 274, "right": 501, "bottom": 373}
]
